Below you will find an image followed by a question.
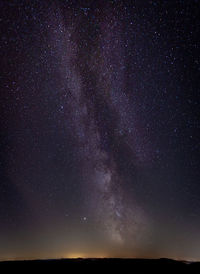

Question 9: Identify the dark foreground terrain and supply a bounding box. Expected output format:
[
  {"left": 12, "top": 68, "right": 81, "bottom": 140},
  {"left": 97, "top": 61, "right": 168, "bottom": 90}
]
[{"left": 1, "top": 258, "right": 200, "bottom": 273}]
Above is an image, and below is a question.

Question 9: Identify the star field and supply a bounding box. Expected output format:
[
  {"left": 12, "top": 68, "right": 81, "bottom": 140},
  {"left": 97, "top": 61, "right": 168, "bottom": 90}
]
[{"left": 0, "top": 0, "right": 200, "bottom": 261}]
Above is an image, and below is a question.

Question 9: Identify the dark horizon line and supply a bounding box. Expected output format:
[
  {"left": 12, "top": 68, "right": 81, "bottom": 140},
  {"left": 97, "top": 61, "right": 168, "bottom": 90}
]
[{"left": 0, "top": 257, "right": 198, "bottom": 264}]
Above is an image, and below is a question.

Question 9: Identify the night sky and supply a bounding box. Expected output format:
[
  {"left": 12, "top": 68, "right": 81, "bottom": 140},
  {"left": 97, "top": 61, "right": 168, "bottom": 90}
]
[{"left": 0, "top": 0, "right": 200, "bottom": 261}]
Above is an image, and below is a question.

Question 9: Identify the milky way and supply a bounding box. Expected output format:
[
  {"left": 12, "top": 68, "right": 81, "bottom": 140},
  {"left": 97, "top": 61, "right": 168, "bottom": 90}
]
[
  {"left": 53, "top": 3, "right": 151, "bottom": 247},
  {"left": 0, "top": 0, "right": 200, "bottom": 260}
]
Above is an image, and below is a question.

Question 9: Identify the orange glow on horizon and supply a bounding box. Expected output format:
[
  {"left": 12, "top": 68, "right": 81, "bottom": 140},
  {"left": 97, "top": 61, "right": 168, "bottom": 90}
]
[{"left": 63, "top": 252, "right": 109, "bottom": 259}]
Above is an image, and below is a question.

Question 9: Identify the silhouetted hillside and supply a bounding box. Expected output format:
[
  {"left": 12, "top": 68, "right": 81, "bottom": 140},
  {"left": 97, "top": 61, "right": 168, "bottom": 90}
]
[{"left": 0, "top": 258, "right": 199, "bottom": 272}]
